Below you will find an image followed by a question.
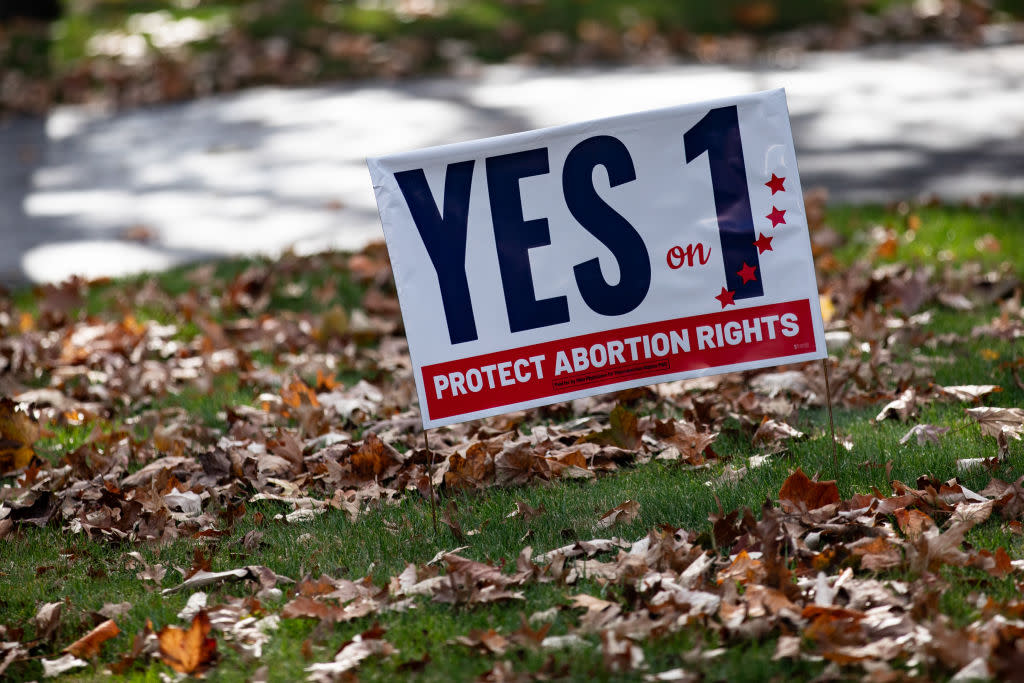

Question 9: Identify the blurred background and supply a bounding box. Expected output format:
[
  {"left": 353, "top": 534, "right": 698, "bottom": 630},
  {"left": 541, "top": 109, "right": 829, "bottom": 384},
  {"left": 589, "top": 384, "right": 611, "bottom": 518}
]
[
  {"left": 3, "top": 0, "right": 1023, "bottom": 114},
  {"left": 2, "top": 0, "right": 1023, "bottom": 286}
]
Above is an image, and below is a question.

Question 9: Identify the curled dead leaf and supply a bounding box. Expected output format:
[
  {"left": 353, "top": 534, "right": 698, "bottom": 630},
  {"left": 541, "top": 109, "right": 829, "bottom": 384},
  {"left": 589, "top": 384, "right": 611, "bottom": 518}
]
[
  {"left": 596, "top": 500, "right": 640, "bottom": 529},
  {"left": 64, "top": 619, "right": 120, "bottom": 659}
]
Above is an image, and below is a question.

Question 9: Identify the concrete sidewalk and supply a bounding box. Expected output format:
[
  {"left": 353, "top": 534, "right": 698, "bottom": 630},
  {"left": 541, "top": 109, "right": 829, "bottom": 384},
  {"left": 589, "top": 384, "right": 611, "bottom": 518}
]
[{"left": 2, "top": 42, "right": 1023, "bottom": 285}]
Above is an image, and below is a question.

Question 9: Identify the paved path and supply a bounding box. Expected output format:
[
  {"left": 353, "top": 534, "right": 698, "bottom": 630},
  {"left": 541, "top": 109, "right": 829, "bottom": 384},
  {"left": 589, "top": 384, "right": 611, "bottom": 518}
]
[{"left": 2, "top": 42, "right": 1023, "bottom": 285}]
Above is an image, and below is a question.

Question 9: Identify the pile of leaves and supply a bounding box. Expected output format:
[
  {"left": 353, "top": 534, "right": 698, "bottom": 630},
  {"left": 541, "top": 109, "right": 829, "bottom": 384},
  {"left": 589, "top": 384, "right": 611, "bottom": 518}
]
[
  {"left": 2, "top": 0, "right": 1022, "bottom": 115},
  {"left": 1, "top": 195, "right": 1023, "bottom": 679}
]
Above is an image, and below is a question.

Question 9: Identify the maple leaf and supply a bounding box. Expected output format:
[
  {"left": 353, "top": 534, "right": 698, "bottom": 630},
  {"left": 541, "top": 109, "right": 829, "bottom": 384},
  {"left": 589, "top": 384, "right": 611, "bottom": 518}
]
[
  {"left": 445, "top": 441, "right": 497, "bottom": 490},
  {"left": 966, "top": 406, "right": 1024, "bottom": 440},
  {"left": 907, "top": 520, "right": 976, "bottom": 573},
  {"left": 585, "top": 404, "right": 642, "bottom": 450},
  {"left": 981, "top": 476, "right": 1024, "bottom": 520},
  {"left": 350, "top": 432, "right": 403, "bottom": 480},
  {"left": 0, "top": 398, "right": 39, "bottom": 475},
  {"left": 656, "top": 419, "right": 718, "bottom": 465},
  {"left": 494, "top": 441, "right": 548, "bottom": 487},
  {"left": 64, "top": 619, "right": 120, "bottom": 659},
  {"left": 899, "top": 424, "right": 950, "bottom": 446},
  {"left": 894, "top": 508, "right": 936, "bottom": 540},
  {"left": 778, "top": 468, "right": 839, "bottom": 512},
  {"left": 158, "top": 611, "right": 217, "bottom": 674}
]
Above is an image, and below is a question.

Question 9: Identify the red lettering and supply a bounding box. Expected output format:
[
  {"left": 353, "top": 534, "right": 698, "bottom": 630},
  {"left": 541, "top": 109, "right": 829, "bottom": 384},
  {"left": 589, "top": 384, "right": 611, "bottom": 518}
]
[{"left": 666, "top": 243, "right": 712, "bottom": 269}]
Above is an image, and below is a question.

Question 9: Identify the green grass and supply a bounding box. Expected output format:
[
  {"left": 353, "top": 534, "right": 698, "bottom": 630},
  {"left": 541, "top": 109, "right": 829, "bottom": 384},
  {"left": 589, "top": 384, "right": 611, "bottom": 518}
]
[
  {"left": 827, "top": 200, "right": 1024, "bottom": 270},
  {"left": 1, "top": 198, "right": 1023, "bottom": 680}
]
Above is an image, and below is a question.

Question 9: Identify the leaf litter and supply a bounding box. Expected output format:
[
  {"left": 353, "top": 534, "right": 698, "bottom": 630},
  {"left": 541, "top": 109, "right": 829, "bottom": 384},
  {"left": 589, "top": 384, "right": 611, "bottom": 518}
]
[{"left": 0, "top": 207, "right": 1022, "bottom": 679}]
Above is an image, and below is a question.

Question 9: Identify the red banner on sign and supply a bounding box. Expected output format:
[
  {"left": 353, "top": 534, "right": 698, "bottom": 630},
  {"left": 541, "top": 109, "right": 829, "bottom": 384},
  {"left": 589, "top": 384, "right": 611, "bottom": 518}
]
[{"left": 423, "top": 299, "right": 816, "bottom": 421}]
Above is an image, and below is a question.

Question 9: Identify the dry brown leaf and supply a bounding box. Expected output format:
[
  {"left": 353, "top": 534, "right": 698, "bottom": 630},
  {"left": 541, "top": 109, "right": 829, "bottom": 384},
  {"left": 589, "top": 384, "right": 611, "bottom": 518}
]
[
  {"left": 33, "top": 602, "right": 63, "bottom": 642},
  {"left": 305, "top": 624, "right": 396, "bottom": 679},
  {"left": 596, "top": 500, "right": 640, "bottom": 529},
  {"left": 350, "top": 433, "right": 403, "bottom": 479},
  {"left": 875, "top": 388, "right": 918, "bottom": 422},
  {"left": 453, "top": 628, "right": 509, "bottom": 655},
  {"left": 506, "top": 501, "right": 546, "bottom": 523},
  {"left": 64, "top": 619, "right": 120, "bottom": 659},
  {"left": 849, "top": 536, "right": 903, "bottom": 571},
  {"left": 0, "top": 398, "right": 38, "bottom": 475},
  {"left": 899, "top": 424, "right": 950, "bottom": 446},
  {"left": 982, "top": 476, "right": 1024, "bottom": 520},
  {"left": 965, "top": 406, "right": 1024, "bottom": 440},
  {"left": 937, "top": 385, "right": 1001, "bottom": 403},
  {"left": 752, "top": 417, "right": 805, "bottom": 446},
  {"left": 894, "top": 508, "right": 937, "bottom": 540},
  {"left": 656, "top": 419, "right": 718, "bottom": 464},
  {"left": 585, "top": 404, "right": 642, "bottom": 450},
  {"left": 716, "top": 550, "right": 765, "bottom": 586},
  {"left": 778, "top": 468, "right": 839, "bottom": 512},
  {"left": 157, "top": 611, "right": 217, "bottom": 674}
]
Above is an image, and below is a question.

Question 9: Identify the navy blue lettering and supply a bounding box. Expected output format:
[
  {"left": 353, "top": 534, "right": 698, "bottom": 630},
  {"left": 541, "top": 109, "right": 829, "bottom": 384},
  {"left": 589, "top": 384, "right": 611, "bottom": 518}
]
[
  {"left": 394, "top": 161, "right": 478, "bottom": 344},
  {"left": 563, "top": 135, "right": 650, "bottom": 316},
  {"left": 684, "top": 106, "right": 763, "bottom": 299},
  {"left": 485, "top": 148, "right": 570, "bottom": 333}
]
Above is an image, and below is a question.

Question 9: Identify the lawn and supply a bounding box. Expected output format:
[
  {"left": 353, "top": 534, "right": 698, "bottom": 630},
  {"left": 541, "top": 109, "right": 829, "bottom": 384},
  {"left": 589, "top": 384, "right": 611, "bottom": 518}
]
[{"left": 1, "top": 197, "right": 1023, "bottom": 681}]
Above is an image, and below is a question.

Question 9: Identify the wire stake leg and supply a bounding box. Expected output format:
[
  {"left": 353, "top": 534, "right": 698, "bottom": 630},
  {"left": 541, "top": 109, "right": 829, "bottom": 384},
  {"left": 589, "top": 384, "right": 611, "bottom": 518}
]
[
  {"left": 424, "top": 429, "right": 438, "bottom": 536},
  {"left": 822, "top": 357, "right": 839, "bottom": 479}
]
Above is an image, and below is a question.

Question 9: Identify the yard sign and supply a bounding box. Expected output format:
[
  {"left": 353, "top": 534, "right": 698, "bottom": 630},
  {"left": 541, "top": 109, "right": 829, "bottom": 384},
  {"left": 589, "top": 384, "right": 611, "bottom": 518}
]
[{"left": 367, "top": 88, "right": 827, "bottom": 428}]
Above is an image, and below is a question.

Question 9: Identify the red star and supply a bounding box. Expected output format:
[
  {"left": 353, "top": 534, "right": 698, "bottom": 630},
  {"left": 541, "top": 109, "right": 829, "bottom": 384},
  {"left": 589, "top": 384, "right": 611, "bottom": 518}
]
[
  {"left": 737, "top": 262, "right": 758, "bottom": 284},
  {"left": 766, "top": 206, "right": 787, "bottom": 228},
  {"left": 765, "top": 173, "right": 786, "bottom": 195},
  {"left": 753, "top": 232, "right": 774, "bottom": 254},
  {"left": 714, "top": 287, "right": 736, "bottom": 308}
]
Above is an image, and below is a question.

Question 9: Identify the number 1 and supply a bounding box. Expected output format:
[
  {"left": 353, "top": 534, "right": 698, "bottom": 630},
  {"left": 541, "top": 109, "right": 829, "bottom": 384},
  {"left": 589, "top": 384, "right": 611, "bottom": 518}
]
[{"left": 684, "top": 105, "right": 763, "bottom": 300}]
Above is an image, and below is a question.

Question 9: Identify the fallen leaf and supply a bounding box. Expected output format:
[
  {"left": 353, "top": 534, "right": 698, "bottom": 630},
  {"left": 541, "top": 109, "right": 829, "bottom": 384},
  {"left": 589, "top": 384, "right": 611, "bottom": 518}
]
[
  {"left": 453, "top": 628, "right": 509, "bottom": 655},
  {"left": 305, "top": 624, "right": 396, "bottom": 680},
  {"left": 900, "top": 424, "right": 950, "bottom": 446},
  {"left": 0, "top": 398, "right": 38, "bottom": 474},
  {"left": 161, "top": 566, "right": 292, "bottom": 595},
  {"left": 596, "top": 500, "right": 640, "bottom": 529},
  {"left": 158, "top": 611, "right": 217, "bottom": 675},
  {"left": 586, "top": 404, "right": 642, "bottom": 450},
  {"left": 778, "top": 468, "right": 839, "bottom": 512},
  {"left": 876, "top": 388, "right": 918, "bottom": 422},
  {"left": 966, "top": 406, "right": 1024, "bottom": 441},
  {"left": 506, "top": 501, "right": 546, "bottom": 522},
  {"left": 753, "top": 417, "right": 806, "bottom": 446},
  {"left": 716, "top": 550, "right": 765, "bottom": 586},
  {"left": 64, "top": 619, "right": 120, "bottom": 659},
  {"left": 894, "top": 508, "right": 936, "bottom": 540},
  {"left": 33, "top": 602, "right": 63, "bottom": 642},
  {"left": 936, "top": 385, "right": 1000, "bottom": 403},
  {"left": 41, "top": 654, "right": 88, "bottom": 678}
]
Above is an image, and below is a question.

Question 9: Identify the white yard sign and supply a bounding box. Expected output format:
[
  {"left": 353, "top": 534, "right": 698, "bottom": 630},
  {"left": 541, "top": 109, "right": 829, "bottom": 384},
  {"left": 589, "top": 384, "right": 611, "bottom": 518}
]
[{"left": 367, "top": 89, "right": 826, "bottom": 428}]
